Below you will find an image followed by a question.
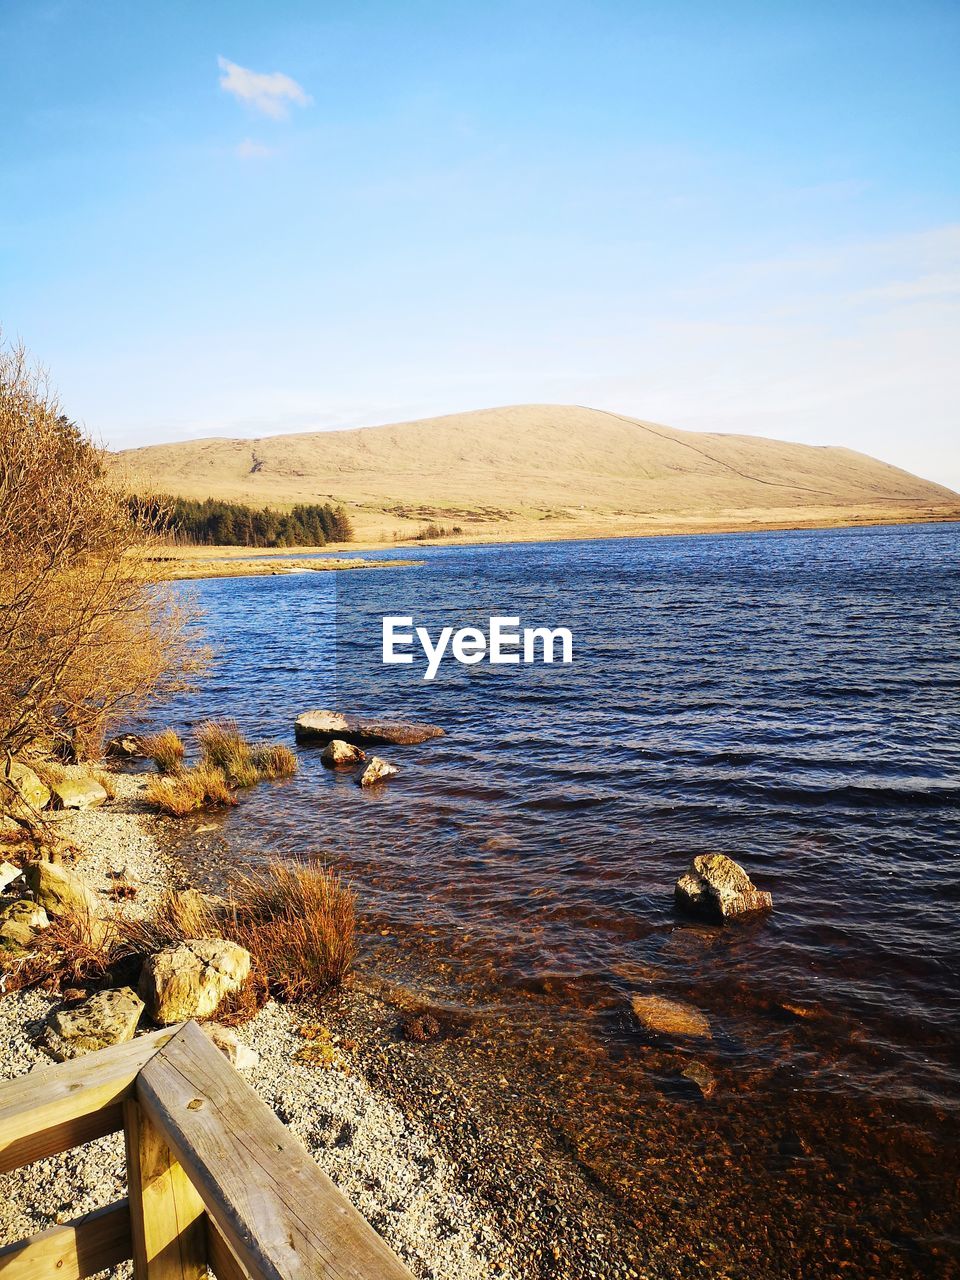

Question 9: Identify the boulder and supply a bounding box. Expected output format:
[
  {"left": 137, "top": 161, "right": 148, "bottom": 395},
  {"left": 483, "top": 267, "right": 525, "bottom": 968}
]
[
  {"left": 26, "top": 861, "right": 103, "bottom": 920},
  {"left": 0, "top": 861, "right": 22, "bottom": 892},
  {"left": 631, "top": 994, "right": 711, "bottom": 1040},
  {"left": 358, "top": 756, "right": 398, "bottom": 788},
  {"left": 26, "top": 861, "right": 101, "bottom": 917},
  {"left": 320, "top": 739, "right": 367, "bottom": 768},
  {"left": 675, "top": 853, "right": 772, "bottom": 922},
  {"left": 139, "top": 939, "right": 251, "bottom": 1025},
  {"left": 201, "top": 1022, "right": 259, "bottom": 1072},
  {"left": 295, "top": 711, "right": 444, "bottom": 747},
  {"left": 0, "top": 899, "right": 49, "bottom": 946},
  {"left": 49, "top": 774, "right": 108, "bottom": 810},
  {"left": 1, "top": 761, "right": 50, "bottom": 818},
  {"left": 106, "top": 734, "right": 142, "bottom": 758},
  {"left": 43, "top": 987, "right": 144, "bottom": 1060}
]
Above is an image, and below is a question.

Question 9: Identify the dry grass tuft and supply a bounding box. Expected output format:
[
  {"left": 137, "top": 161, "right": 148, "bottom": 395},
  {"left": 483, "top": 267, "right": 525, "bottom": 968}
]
[
  {"left": 226, "top": 862, "right": 356, "bottom": 1000},
  {"left": 3, "top": 910, "right": 122, "bottom": 993},
  {"left": 89, "top": 767, "right": 118, "bottom": 799},
  {"left": 140, "top": 728, "right": 186, "bottom": 774},
  {"left": 250, "top": 742, "right": 298, "bottom": 780},
  {"left": 143, "top": 763, "right": 236, "bottom": 816}
]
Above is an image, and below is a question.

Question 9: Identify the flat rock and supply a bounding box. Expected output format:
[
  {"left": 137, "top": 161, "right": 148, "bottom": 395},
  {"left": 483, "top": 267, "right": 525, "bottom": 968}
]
[
  {"left": 2, "top": 761, "right": 50, "bottom": 818},
  {"left": 358, "top": 756, "right": 398, "bottom": 788},
  {"left": 675, "top": 853, "right": 773, "bottom": 922},
  {"left": 49, "top": 775, "right": 108, "bottom": 810},
  {"left": 201, "top": 1022, "right": 259, "bottom": 1071},
  {"left": 295, "top": 711, "right": 444, "bottom": 746},
  {"left": 631, "top": 994, "right": 711, "bottom": 1040},
  {"left": 43, "top": 986, "right": 144, "bottom": 1060},
  {"left": 320, "top": 739, "right": 367, "bottom": 768},
  {"left": 139, "top": 938, "right": 251, "bottom": 1025}
]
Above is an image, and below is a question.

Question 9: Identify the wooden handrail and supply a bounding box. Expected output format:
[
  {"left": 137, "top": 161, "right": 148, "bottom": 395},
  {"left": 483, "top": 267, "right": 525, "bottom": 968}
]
[{"left": 0, "top": 1021, "right": 415, "bottom": 1280}]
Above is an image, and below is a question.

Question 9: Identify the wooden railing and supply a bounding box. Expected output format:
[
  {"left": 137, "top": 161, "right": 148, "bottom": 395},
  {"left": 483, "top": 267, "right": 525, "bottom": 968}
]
[{"left": 0, "top": 1021, "right": 415, "bottom": 1280}]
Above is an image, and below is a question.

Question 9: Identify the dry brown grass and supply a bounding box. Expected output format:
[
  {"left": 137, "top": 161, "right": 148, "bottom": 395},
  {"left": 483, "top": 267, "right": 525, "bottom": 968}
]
[
  {"left": 226, "top": 862, "right": 356, "bottom": 1000},
  {"left": 143, "top": 763, "right": 236, "bottom": 816},
  {"left": 197, "top": 720, "right": 297, "bottom": 787},
  {"left": 3, "top": 909, "right": 122, "bottom": 992},
  {"left": 250, "top": 742, "right": 298, "bottom": 780},
  {"left": 140, "top": 728, "right": 186, "bottom": 774}
]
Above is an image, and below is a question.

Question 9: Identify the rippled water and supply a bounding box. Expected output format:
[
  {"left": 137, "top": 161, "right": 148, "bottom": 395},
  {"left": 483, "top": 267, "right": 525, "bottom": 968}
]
[{"left": 152, "top": 523, "right": 960, "bottom": 1277}]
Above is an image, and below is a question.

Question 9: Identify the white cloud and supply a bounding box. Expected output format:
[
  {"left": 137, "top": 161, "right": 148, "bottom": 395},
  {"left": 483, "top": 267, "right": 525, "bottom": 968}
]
[
  {"left": 235, "top": 139, "right": 275, "bottom": 159},
  {"left": 217, "top": 56, "right": 311, "bottom": 120}
]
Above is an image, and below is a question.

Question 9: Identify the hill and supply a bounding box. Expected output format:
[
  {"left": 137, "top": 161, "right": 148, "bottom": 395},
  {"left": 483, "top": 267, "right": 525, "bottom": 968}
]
[{"left": 108, "top": 404, "right": 958, "bottom": 543}]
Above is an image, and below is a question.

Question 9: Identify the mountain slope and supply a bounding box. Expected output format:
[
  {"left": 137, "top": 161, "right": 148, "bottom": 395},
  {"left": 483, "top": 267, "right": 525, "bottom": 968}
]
[{"left": 108, "top": 404, "right": 957, "bottom": 539}]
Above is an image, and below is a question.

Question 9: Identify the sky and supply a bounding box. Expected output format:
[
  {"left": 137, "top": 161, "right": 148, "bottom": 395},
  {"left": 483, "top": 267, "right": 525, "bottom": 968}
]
[{"left": 1, "top": 0, "right": 958, "bottom": 488}]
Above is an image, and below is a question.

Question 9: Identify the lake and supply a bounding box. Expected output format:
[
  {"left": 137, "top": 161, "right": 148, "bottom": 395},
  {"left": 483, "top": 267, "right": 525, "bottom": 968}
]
[{"left": 151, "top": 522, "right": 960, "bottom": 1278}]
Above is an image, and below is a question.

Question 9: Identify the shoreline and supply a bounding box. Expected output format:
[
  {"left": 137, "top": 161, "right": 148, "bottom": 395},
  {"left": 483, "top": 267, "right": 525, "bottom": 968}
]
[
  {"left": 0, "top": 774, "right": 645, "bottom": 1280},
  {"left": 148, "top": 506, "right": 960, "bottom": 578}
]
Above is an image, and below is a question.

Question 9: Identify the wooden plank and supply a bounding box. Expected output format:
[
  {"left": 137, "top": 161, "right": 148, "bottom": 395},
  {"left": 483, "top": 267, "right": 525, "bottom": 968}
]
[
  {"left": 137, "top": 1022, "right": 415, "bottom": 1280},
  {"left": 0, "top": 1028, "right": 180, "bottom": 1174},
  {"left": 0, "top": 1199, "right": 132, "bottom": 1280},
  {"left": 123, "top": 1099, "right": 206, "bottom": 1280},
  {"left": 207, "top": 1218, "right": 251, "bottom": 1280}
]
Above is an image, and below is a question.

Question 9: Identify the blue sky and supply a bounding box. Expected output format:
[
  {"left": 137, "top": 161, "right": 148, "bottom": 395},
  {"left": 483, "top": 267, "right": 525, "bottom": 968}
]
[{"left": 2, "top": 0, "right": 958, "bottom": 486}]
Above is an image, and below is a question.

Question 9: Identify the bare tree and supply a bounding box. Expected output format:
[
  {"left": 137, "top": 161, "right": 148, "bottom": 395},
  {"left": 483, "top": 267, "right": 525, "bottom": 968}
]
[{"left": 0, "top": 339, "right": 204, "bottom": 758}]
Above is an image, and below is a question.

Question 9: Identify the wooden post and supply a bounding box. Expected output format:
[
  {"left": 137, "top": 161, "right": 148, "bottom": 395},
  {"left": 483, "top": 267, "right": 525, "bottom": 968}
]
[{"left": 123, "top": 1099, "right": 207, "bottom": 1280}]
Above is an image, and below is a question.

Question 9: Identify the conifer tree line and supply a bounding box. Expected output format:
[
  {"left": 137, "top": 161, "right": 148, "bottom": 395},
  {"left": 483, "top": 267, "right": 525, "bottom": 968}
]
[{"left": 132, "top": 495, "right": 354, "bottom": 547}]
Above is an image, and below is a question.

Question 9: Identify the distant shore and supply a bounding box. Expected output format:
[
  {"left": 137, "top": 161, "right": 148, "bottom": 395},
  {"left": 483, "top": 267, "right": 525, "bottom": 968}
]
[{"left": 149, "top": 505, "right": 960, "bottom": 579}]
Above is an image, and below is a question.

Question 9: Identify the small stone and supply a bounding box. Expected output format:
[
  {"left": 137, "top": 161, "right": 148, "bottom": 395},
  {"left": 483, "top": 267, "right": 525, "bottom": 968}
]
[
  {"left": 139, "top": 939, "right": 251, "bottom": 1025},
  {"left": 0, "top": 899, "right": 49, "bottom": 946},
  {"left": 630, "top": 994, "right": 711, "bottom": 1039},
  {"left": 320, "top": 739, "right": 367, "bottom": 768},
  {"left": 358, "top": 756, "right": 398, "bottom": 788},
  {"left": 674, "top": 853, "right": 772, "bottom": 922},
  {"left": 200, "top": 1023, "right": 259, "bottom": 1071},
  {"left": 43, "top": 987, "right": 144, "bottom": 1060},
  {"left": 0, "top": 861, "right": 22, "bottom": 891}
]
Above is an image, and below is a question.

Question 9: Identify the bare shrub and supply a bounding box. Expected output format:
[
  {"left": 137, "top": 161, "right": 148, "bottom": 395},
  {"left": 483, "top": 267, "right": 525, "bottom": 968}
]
[
  {"left": 140, "top": 728, "right": 186, "bottom": 774},
  {"left": 227, "top": 862, "right": 356, "bottom": 1000},
  {"left": 0, "top": 339, "right": 205, "bottom": 759},
  {"left": 143, "top": 763, "right": 235, "bottom": 816}
]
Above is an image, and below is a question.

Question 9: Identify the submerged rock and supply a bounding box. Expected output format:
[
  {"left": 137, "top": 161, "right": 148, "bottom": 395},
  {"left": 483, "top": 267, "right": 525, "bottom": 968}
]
[
  {"left": 320, "top": 739, "right": 367, "bottom": 768},
  {"left": 358, "top": 756, "right": 398, "bottom": 788},
  {"left": 295, "top": 710, "right": 444, "bottom": 746},
  {"left": 139, "top": 939, "right": 251, "bottom": 1025},
  {"left": 631, "top": 994, "right": 711, "bottom": 1040},
  {"left": 681, "top": 1060, "right": 717, "bottom": 1097},
  {"left": 43, "top": 986, "right": 144, "bottom": 1059},
  {"left": 675, "top": 853, "right": 772, "bottom": 922},
  {"left": 2, "top": 761, "right": 50, "bottom": 818},
  {"left": 49, "top": 774, "right": 108, "bottom": 810}
]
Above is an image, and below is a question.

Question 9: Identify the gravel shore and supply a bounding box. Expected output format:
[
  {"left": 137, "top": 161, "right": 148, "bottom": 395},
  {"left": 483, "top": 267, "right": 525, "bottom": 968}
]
[{"left": 0, "top": 774, "right": 520, "bottom": 1280}]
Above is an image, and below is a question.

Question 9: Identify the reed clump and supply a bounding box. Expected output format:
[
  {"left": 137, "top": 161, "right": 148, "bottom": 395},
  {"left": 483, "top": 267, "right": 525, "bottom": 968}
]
[
  {"left": 140, "top": 728, "right": 186, "bottom": 774},
  {"left": 197, "top": 719, "right": 298, "bottom": 786},
  {"left": 143, "top": 763, "right": 236, "bottom": 817},
  {"left": 227, "top": 862, "right": 356, "bottom": 1000}
]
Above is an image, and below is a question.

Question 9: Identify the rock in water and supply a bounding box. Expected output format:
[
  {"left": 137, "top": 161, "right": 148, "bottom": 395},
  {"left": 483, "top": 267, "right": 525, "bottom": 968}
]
[
  {"left": 320, "top": 739, "right": 367, "bottom": 768},
  {"left": 139, "top": 939, "right": 251, "bottom": 1025},
  {"left": 295, "top": 711, "right": 444, "bottom": 746},
  {"left": 49, "top": 774, "right": 108, "bottom": 810},
  {"left": 43, "top": 987, "right": 144, "bottom": 1059},
  {"left": 2, "top": 761, "right": 50, "bottom": 817},
  {"left": 675, "top": 853, "right": 772, "bottom": 922},
  {"left": 106, "top": 734, "right": 142, "bottom": 758},
  {"left": 358, "top": 756, "right": 398, "bottom": 788},
  {"left": 201, "top": 1022, "right": 260, "bottom": 1071},
  {"left": 631, "top": 994, "right": 712, "bottom": 1039},
  {"left": 682, "top": 1061, "right": 717, "bottom": 1097}
]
